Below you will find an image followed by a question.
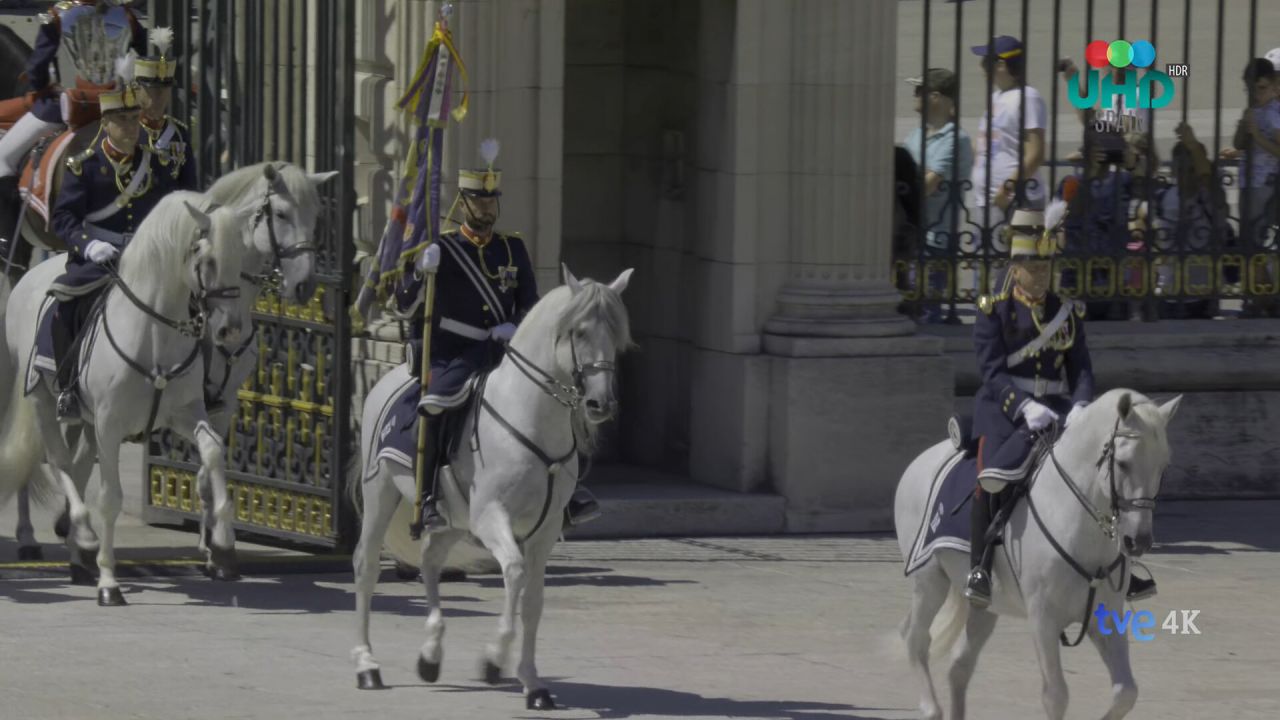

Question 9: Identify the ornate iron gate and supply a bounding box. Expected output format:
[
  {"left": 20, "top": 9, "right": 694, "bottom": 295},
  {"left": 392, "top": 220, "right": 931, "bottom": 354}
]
[{"left": 142, "top": 0, "right": 358, "bottom": 548}]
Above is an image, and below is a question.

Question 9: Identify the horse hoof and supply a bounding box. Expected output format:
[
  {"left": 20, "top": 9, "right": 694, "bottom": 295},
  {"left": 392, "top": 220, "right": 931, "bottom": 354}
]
[
  {"left": 54, "top": 511, "right": 70, "bottom": 539},
  {"left": 70, "top": 564, "right": 96, "bottom": 586},
  {"left": 208, "top": 547, "right": 241, "bottom": 581},
  {"left": 480, "top": 659, "right": 502, "bottom": 685},
  {"left": 356, "top": 669, "right": 386, "bottom": 690},
  {"left": 526, "top": 688, "right": 556, "bottom": 711},
  {"left": 394, "top": 561, "right": 419, "bottom": 581},
  {"left": 417, "top": 656, "right": 441, "bottom": 683},
  {"left": 17, "top": 545, "right": 43, "bottom": 562},
  {"left": 97, "top": 587, "right": 127, "bottom": 606}
]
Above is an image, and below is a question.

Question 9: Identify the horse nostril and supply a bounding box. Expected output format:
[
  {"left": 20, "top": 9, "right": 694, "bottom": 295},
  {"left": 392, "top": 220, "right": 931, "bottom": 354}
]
[{"left": 586, "top": 399, "right": 601, "bottom": 411}]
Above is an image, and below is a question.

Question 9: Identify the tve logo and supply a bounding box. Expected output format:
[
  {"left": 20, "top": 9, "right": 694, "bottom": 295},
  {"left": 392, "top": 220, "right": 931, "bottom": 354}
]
[
  {"left": 1094, "top": 603, "right": 1201, "bottom": 641},
  {"left": 1067, "top": 40, "right": 1177, "bottom": 111}
]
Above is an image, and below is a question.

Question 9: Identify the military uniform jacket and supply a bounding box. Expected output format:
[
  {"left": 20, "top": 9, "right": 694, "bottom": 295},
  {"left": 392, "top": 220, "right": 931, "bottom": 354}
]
[
  {"left": 972, "top": 291, "right": 1095, "bottom": 440},
  {"left": 50, "top": 139, "right": 176, "bottom": 299},
  {"left": 398, "top": 230, "right": 539, "bottom": 367},
  {"left": 27, "top": 2, "right": 148, "bottom": 124},
  {"left": 143, "top": 117, "right": 198, "bottom": 191}
]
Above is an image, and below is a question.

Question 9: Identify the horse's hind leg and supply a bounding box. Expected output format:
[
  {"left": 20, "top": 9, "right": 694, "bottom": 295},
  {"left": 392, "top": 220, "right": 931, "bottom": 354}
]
[
  {"left": 33, "top": 406, "right": 97, "bottom": 583},
  {"left": 947, "top": 608, "right": 999, "bottom": 720},
  {"left": 904, "top": 564, "right": 950, "bottom": 720},
  {"left": 1030, "top": 609, "right": 1070, "bottom": 720},
  {"left": 15, "top": 485, "right": 41, "bottom": 560},
  {"left": 1089, "top": 616, "right": 1137, "bottom": 718},
  {"left": 472, "top": 505, "right": 525, "bottom": 685},
  {"left": 351, "top": 466, "right": 402, "bottom": 690},
  {"left": 417, "top": 526, "right": 464, "bottom": 684}
]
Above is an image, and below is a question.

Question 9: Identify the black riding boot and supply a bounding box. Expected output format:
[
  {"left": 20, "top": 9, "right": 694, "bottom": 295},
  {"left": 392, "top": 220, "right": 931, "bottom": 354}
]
[
  {"left": 0, "top": 175, "right": 28, "bottom": 280},
  {"left": 965, "top": 488, "right": 995, "bottom": 608},
  {"left": 51, "top": 299, "right": 84, "bottom": 423},
  {"left": 409, "top": 412, "right": 446, "bottom": 540}
]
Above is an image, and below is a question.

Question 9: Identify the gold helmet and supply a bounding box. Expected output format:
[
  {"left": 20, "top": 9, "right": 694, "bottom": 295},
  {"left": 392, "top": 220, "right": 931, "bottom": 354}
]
[
  {"left": 135, "top": 26, "right": 176, "bottom": 86},
  {"left": 458, "top": 138, "right": 502, "bottom": 197}
]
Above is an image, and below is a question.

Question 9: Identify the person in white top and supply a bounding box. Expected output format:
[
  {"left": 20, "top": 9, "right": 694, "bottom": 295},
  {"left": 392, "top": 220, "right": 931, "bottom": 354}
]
[{"left": 970, "top": 35, "right": 1048, "bottom": 237}]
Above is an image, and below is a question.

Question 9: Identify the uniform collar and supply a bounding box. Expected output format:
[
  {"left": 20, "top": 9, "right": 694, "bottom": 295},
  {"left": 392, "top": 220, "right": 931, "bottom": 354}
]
[
  {"left": 141, "top": 115, "right": 166, "bottom": 132},
  {"left": 102, "top": 138, "right": 135, "bottom": 164},
  {"left": 460, "top": 223, "right": 492, "bottom": 248}
]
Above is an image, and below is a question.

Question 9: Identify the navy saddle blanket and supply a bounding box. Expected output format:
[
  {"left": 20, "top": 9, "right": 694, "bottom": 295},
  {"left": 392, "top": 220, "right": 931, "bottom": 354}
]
[
  {"left": 370, "top": 372, "right": 422, "bottom": 473},
  {"left": 904, "top": 451, "right": 977, "bottom": 576}
]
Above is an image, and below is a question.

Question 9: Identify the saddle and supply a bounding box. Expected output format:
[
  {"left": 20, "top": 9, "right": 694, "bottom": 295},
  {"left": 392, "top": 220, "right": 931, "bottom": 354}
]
[
  {"left": 62, "top": 78, "right": 115, "bottom": 130},
  {"left": 18, "top": 128, "right": 78, "bottom": 235},
  {"left": 0, "top": 93, "right": 36, "bottom": 131},
  {"left": 947, "top": 413, "right": 980, "bottom": 457},
  {"left": 26, "top": 293, "right": 104, "bottom": 399}
]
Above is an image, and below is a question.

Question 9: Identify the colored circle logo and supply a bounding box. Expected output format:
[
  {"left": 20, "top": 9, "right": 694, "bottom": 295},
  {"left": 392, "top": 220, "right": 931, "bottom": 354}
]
[
  {"left": 1130, "top": 40, "right": 1156, "bottom": 68},
  {"left": 1086, "top": 40, "right": 1110, "bottom": 68},
  {"left": 1108, "top": 40, "right": 1133, "bottom": 67}
]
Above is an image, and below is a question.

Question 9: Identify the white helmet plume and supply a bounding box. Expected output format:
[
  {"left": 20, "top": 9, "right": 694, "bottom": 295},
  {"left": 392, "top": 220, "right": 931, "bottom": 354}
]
[
  {"left": 479, "top": 138, "right": 500, "bottom": 169},
  {"left": 150, "top": 26, "right": 174, "bottom": 58}
]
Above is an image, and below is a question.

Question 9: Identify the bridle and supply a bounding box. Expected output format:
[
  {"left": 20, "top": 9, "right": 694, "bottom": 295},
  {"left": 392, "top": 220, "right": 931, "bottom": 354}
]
[
  {"left": 1045, "top": 415, "right": 1159, "bottom": 541},
  {"left": 240, "top": 182, "right": 316, "bottom": 289},
  {"left": 503, "top": 331, "right": 617, "bottom": 411},
  {"left": 1024, "top": 410, "right": 1162, "bottom": 647}
]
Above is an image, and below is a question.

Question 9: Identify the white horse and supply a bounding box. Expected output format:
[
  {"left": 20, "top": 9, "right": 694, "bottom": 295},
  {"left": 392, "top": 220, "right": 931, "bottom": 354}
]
[
  {"left": 349, "top": 265, "right": 633, "bottom": 711},
  {"left": 894, "top": 390, "right": 1181, "bottom": 720},
  {"left": 0, "top": 192, "right": 250, "bottom": 604},
  {"left": 7, "top": 162, "right": 334, "bottom": 570}
]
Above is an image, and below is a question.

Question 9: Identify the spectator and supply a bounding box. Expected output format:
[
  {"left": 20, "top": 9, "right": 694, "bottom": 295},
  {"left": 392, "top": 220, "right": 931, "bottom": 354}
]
[
  {"left": 970, "top": 36, "right": 1047, "bottom": 240},
  {"left": 1223, "top": 58, "right": 1280, "bottom": 316},
  {"left": 902, "top": 68, "right": 974, "bottom": 322},
  {"left": 1056, "top": 129, "right": 1134, "bottom": 320},
  {"left": 893, "top": 145, "right": 922, "bottom": 316}
]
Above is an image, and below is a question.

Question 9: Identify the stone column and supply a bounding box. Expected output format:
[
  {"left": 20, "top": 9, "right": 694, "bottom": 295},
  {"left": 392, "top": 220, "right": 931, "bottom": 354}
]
[{"left": 762, "top": 0, "right": 953, "bottom": 532}]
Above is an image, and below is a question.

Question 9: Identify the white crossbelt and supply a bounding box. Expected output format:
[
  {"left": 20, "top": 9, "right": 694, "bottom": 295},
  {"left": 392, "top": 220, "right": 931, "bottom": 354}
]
[
  {"left": 439, "top": 317, "right": 489, "bottom": 341},
  {"left": 1011, "top": 376, "right": 1068, "bottom": 397}
]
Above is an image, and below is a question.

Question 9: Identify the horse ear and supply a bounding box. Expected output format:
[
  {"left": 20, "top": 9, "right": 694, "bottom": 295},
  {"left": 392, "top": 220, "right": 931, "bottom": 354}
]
[
  {"left": 264, "top": 164, "right": 289, "bottom": 194},
  {"left": 183, "top": 200, "right": 212, "bottom": 233},
  {"left": 562, "top": 263, "right": 583, "bottom": 295},
  {"left": 608, "top": 268, "right": 634, "bottom": 295},
  {"left": 1159, "top": 395, "right": 1183, "bottom": 425},
  {"left": 1117, "top": 392, "right": 1133, "bottom": 421},
  {"left": 308, "top": 170, "right": 339, "bottom": 187}
]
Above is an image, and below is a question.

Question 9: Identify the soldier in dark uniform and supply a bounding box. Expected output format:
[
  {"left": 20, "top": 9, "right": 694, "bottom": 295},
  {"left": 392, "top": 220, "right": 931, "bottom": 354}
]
[
  {"left": 0, "top": 0, "right": 147, "bottom": 266},
  {"left": 133, "top": 27, "right": 197, "bottom": 191},
  {"left": 48, "top": 81, "right": 173, "bottom": 422},
  {"left": 405, "top": 141, "right": 600, "bottom": 534},
  {"left": 965, "top": 205, "right": 1156, "bottom": 607}
]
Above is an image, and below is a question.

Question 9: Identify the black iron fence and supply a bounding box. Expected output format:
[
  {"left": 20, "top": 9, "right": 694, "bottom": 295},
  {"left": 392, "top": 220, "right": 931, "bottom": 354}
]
[
  {"left": 896, "top": 0, "right": 1280, "bottom": 322},
  {"left": 143, "top": 0, "right": 359, "bottom": 549}
]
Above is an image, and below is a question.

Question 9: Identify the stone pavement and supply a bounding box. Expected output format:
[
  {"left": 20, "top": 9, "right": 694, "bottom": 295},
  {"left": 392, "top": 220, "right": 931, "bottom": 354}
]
[{"left": 1, "top": 499, "right": 1278, "bottom": 719}]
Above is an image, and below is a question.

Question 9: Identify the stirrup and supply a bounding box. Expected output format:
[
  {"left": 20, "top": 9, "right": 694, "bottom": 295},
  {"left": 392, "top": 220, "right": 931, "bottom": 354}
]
[
  {"left": 964, "top": 567, "right": 992, "bottom": 608},
  {"left": 56, "top": 389, "right": 82, "bottom": 424},
  {"left": 1126, "top": 574, "right": 1157, "bottom": 602},
  {"left": 565, "top": 490, "right": 601, "bottom": 526}
]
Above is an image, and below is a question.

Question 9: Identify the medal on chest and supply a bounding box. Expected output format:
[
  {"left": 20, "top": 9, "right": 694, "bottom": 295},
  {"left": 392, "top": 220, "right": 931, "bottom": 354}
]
[{"left": 498, "top": 265, "right": 518, "bottom": 292}]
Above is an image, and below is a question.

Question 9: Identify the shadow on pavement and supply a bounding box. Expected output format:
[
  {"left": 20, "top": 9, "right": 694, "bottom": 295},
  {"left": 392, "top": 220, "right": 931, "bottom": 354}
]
[
  {"left": 436, "top": 680, "right": 908, "bottom": 720},
  {"left": 473, "top": 565, "right": 696, "bottom": 590}
]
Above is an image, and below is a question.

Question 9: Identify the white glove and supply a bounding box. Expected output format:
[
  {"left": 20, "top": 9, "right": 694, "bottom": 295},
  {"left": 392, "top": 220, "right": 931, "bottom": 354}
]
[
  {"left": 85, "top": 240, "right": 119, "bottom": 264},
  {"left": 1022, "top": 400, "right": 1060, "bottom": 432},
  {"left": 1065, "top": 402, "right": 1087, "bottom": 427},
  {"left": 415, "top": 244, "right": 441, "bottom": 274},
  {"left": 489, "top": 322, "right": 516, "bottom": 343}
]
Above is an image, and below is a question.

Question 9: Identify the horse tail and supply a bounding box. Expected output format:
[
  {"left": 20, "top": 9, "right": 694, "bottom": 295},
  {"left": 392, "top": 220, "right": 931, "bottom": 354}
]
[
  {"left": 0, "top": 369, "right": 43, "bottom": 509},
  {"left": 928, "top": 588, "right": 970, "bottom": 665}
]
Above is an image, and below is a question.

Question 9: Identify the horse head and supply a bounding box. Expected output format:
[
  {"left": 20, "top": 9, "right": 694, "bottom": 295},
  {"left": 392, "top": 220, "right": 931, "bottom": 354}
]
[
  {"left": 1094, "top": 390, "right": 1183, "bottom": 557},
  {"left": 180, "top": 199, "right": 252, "bottom": 348},
  {"left": 208, "top": 162, "right": 336, "bottom": 306},
  {"left": 555, "top": 264, "right": 635, "bottom": 426}
]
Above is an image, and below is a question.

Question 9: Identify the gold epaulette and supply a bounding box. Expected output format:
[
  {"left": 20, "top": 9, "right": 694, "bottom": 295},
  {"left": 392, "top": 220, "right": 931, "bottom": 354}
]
[
  {"left": 65, "top": 147, "right": 94, "bottom": 176},
  {"left": 169, "top": 116, "right": 188, "bottom": 131}
]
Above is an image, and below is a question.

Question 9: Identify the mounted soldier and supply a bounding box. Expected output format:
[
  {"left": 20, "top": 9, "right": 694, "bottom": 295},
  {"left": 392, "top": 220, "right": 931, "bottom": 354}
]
[
  {"left": 0, "top": 0, "right": 147, "bottom": 266},
  {"left": 134, "top": 27, "right": 196, "bottom": 192},
  {"left": 964, "top": 203, "right": 1157, "bottom": 607},
  {"left": 47, "top": 55, "right": 185, "bottom": 423},
  {"left": 405, "top": 139, "right": 600, "bottom": 535}
]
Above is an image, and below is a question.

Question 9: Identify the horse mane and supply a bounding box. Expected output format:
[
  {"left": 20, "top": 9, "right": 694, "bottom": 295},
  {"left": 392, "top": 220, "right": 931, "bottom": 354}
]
[
  {"left": 117, "top": 191, "right": 236, "bottom": 291},
  {"left": 517, "top": 279, "right": 634, "bottom": 455},
  {"left": 206, "top": 161, "right": 322, "bottom": 220}
]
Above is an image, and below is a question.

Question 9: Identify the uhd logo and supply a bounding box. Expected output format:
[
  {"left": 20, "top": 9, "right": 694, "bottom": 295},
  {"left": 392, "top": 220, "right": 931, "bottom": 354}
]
[{"left": 1068, "top": 40, "right": 1180, "bottom": 111}]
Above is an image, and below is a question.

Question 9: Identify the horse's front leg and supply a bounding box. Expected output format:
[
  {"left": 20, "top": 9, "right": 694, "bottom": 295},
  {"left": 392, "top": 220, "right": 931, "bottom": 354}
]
[
  {"left": 472, "top": 505, "right": 526, "bottom": 686},
  {"left": 1030, "top": 608, "right": 1070, "bottom": 719},
  {"left": 417, "top": 527, "right": 464, "bottom": 684},
  {"left": 171, "top": 403, "right": 238, "bottom": 580},
  {"left": 15, "top": 485, "right": 41, "bottom": 560},
  {"left": 1089, "top": 609, "right": 1138, "bottom": 719},
  {"left": 518, "top": 528, "right": 558, "bottom": 710},
  {"left": 92, "top": 430, "right": 127, "bottom": 606}
]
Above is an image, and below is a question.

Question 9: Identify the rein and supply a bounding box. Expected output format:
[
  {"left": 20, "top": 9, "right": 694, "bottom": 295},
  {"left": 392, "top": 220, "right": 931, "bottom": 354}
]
[
  {"left": 1025, "top": 414, "right": 1158, "bottom": 647},
  {"left": 241, "top": 183, "right": 316, "bottom": 288},
  {"left": 471, "top": 331, "right": 616, "bottom": 543}
]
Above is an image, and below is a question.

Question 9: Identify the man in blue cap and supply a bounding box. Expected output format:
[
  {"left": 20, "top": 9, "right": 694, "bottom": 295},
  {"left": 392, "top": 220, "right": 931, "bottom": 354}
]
[{"left": 970, "top": 36, "right": 1047, "bottom": 237}]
